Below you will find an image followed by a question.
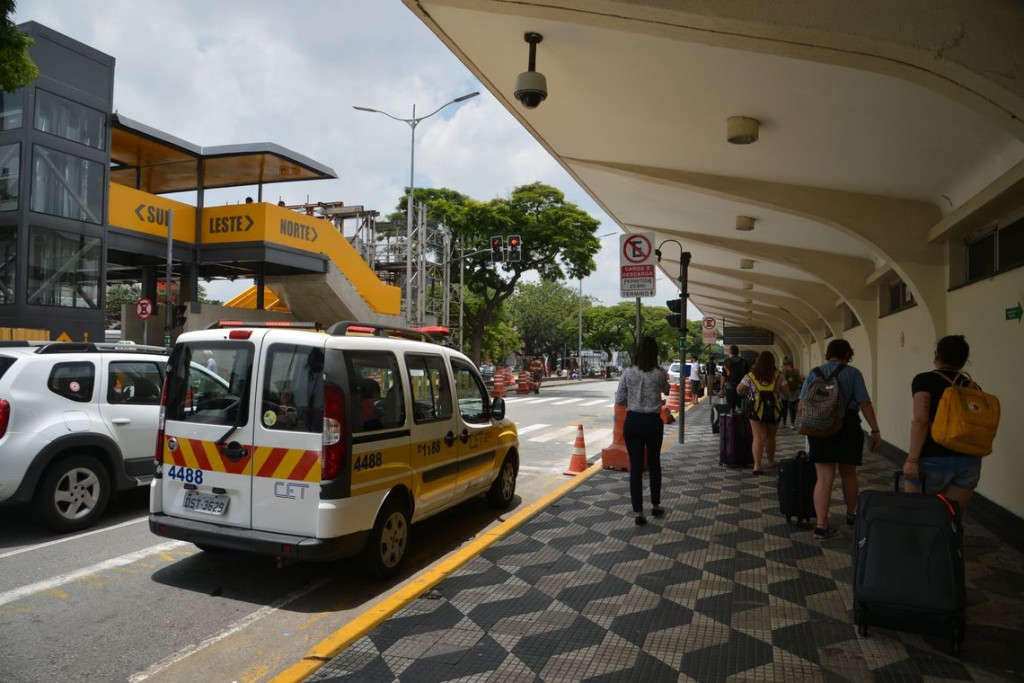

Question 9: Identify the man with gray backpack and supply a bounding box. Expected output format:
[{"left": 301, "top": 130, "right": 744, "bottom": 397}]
[{"left": 798, "top": 339, "right": 882, "bottom": 540}]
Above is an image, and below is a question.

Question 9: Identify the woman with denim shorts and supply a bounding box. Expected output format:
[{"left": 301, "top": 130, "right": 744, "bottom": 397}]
[{"left": 903, "top": 335, "right": 983, "bottom": 515}]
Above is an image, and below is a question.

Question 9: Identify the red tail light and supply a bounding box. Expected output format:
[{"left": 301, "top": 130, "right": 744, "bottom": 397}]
[
  {"left": 154, "top": 375, "right": 169, "bottom": 471},
  {"left": 0, "top": 399, "right": 9, "bottom": 439},
  {"left": 321, "top": 382, "right": 346, "bottom": 480}
]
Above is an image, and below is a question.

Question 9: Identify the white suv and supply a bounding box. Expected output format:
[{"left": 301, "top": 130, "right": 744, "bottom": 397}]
[{"left": 0, "top": 341, "right": 169, "bottom": 532}]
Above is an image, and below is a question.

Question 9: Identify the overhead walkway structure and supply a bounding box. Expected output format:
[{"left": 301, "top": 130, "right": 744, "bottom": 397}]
[{"left": 107, "top": 114, "right": 401, "bottom": 333}]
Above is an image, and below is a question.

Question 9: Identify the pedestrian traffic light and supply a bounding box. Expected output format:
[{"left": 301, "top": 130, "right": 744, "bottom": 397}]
[
  {"left": 490, "top": 235, "right": 504, "bottom": 262},
  {"left": 666, "top": 298, "right": 683, "bottom": 329},
  {"left": 508, "top": 234, "right": 522, "bottom": 262}
]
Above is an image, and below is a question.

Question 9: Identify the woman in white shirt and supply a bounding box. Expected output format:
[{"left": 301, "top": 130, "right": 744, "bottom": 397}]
[{"left": 614, "top": 336, "right": 671, "bottom": 525}]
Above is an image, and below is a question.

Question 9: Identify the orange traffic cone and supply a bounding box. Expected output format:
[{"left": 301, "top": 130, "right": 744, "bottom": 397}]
[
  {"left": 564, "top": 424, "right": 588, "bottom": 475},
  {"left": 666, "top": 383, "right": 680, "bottom": 411},
  {"left": 491, "top": 371, "right": 505, "bottom": 398},
  {"left": 684, "top": 381, "right": 693, "bottom": 405},
  {"left": 602, "top": 405, "right": 649, "bottom": 471}
]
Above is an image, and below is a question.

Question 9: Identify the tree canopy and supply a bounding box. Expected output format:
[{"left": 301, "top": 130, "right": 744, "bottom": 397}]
[{"left": 0, "top": 1, "right": 39, "bottom": 91}]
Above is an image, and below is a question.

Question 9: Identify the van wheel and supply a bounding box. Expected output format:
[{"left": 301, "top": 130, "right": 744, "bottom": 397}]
[
  {"left": 33, "top": 454, "right": 111, "bottom": 533},
  {"left": 486, "top": 455, "right": 517, "bottom": 509},
  {"left": 365, "top": 498, "right": 409, "bottom": 580}
]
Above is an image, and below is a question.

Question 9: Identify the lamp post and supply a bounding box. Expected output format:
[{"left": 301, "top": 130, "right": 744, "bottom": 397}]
[
  {"left": 354, "top": 91, "right": 480, "bottom": 326},
  {"left": 656, "top": 239, "right": 691, "bottom": 444}
]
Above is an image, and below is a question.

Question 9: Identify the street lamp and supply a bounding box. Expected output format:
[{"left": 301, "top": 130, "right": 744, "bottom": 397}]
[
  {"left": 656, "top": 239, "right": 691, "bottom": 444},
  {"left": 354, "top": 91, "right": 480, "bottom": 326}
]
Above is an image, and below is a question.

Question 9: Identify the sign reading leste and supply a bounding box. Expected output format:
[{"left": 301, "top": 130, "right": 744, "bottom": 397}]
[{"left": 619, "top": 232, "right": 656, "bottom": 298}]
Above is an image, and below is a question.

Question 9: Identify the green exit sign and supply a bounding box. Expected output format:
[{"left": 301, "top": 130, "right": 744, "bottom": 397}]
[{"left": 1007, "top": 302, "right": 1023, "bottom": 321}]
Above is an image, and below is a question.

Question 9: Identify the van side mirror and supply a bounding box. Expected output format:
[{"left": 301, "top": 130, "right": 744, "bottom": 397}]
[{"left": 491, "top": 396, "right": 506, "bottom": 421}]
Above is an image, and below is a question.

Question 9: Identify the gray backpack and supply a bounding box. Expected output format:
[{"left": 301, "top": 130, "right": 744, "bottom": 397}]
[{"left": 797, "top": 365, "right": 847, "bottom": 437}]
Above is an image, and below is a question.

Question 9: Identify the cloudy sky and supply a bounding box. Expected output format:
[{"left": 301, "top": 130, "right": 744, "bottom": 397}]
[{"left": 14, "top": 0, "right": 698, "bottom": 316}]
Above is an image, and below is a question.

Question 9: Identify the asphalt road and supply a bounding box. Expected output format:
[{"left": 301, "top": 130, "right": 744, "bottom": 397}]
[{"left": 0, "top": 379, "right": 621, "bottom": 683}]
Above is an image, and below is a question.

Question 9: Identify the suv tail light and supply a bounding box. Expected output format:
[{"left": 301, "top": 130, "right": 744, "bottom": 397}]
[
  {"left": 321, "top": 382, "right": 347, "bottom": 480},
  {"left": 0, "top": 399, "right": 9, "bottom": 438}
]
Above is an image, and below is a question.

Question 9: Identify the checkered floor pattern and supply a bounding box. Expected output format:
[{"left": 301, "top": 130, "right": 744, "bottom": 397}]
[{"left": 308, "top": 403, "right": 1024, "bottom": 682}]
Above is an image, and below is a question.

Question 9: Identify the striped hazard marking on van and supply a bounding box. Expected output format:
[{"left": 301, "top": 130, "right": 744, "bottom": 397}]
[
  {"left": 163, "top": 436, "right": 252, "bottom": 475},
  {"left": 252, "top": 446, "right": 321, "bottom": 482}
]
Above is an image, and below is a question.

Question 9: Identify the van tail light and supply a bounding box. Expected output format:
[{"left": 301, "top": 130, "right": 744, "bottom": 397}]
[
  {"left": 0, "top": 399, "right": 9, "bottom": 439},
  {"left": 153, "top": 375, "right": 169, "bottom": 475},
  {"left": 321, "top": 382, "right": 347, "bottom": 480}
]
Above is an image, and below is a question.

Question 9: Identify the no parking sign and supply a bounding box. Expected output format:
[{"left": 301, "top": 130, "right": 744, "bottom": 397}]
[{"left": 701, "top": 316, "right": 717, "bottom": 343}]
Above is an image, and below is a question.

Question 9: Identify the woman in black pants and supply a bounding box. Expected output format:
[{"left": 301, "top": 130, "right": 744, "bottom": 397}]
[{"left": 614, "top": 336, "right": 670, "bottom": 525}]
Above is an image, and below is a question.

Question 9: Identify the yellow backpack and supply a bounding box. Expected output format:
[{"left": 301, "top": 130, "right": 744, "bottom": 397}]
[{"left": 930, "top": 371, "right": 1000, "bottom": 457}]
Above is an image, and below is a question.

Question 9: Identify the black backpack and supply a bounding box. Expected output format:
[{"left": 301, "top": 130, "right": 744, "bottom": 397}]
[{"left": 725, "top": 356, "right": 748, "bottom": 387}]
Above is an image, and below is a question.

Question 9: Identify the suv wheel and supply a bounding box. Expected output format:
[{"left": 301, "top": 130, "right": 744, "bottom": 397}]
[
  {"left": 364, "top": 497, "right": 409, "bottom": 580},
  {"left": 486, "top": 454, "right": 517, "bottom": 509},
  {"left": 34, "top": 455, "right": 111, "bottom": 533}
]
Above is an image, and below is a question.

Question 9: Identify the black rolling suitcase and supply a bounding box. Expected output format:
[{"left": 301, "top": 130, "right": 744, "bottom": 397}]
[
  {"left": 710, "top": 397, "right": 729, "bottom": 435},
  {"left": 719, "top": 412, "right": 753, "bottom": 467},
  {"left": 852, "top": 472, "right": 966, "bottom": 653},
  {"left": 777, "top": 451, "right": 816, "bottom": 525}
]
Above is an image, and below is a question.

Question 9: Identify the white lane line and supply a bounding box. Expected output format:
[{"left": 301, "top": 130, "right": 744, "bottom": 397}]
[
  {"left": 578, "top": 428, "right": 613, "bottom": 445},
  {"left": 0, "top": 541, "right": 188, "bottom": 607},
  {"left": 0, "top": 516, "right": 148, "bottom": 560},
  {"left": 128, "top": 574, "right": 336, "bottom": 682},
  {"left": 549, "top": 398, "right": 584, "bottom": 405},
  {"left": 529, "top": 426, "right": 577, "bottom": 443},
  {"left": 580, "top": 399, "right": 611, "bottom": 407},
  {"left": 518, "top": 397, "right": 559, "bottom": 404},
  {"left": 513, "top": 423, "right": 551, "bottom": 434}
]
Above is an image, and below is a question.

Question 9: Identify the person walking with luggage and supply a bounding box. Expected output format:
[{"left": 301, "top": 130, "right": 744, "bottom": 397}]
[
  {"left": 780, "top": 358, "right": 801, "bottom": 428},
  {"left": 614, "top": 336, "right": 671, "bottom": 526},
  {"left": 903, "top": 335, "right": 983, "bottom": 515},
  {"left": 800, "top": 339, "right": 881, "bottom": 540},
  {"left": 721, "top": 345, "right": 749, "bottom": 412},
  {"left": 737, "top": 351, "right": 787, "bottom": 474}
]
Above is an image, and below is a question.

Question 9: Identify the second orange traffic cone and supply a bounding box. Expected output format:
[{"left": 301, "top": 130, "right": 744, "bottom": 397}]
[{"left": 564, "top": 424, "right": 588, "bottom": 476}]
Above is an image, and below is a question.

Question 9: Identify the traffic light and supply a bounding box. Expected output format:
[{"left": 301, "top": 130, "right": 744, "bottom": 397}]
[
  {"left": 172, "top": 303, "right": 188, "bottom": 328},
  {"left": 666, "top": 298, "right": 683, "bottom": 329},
  {"left": 507, "top": 234, "right": 522, "bottom": 262},
  {"left": 490, "top": 235, "right": 504, "bottom": 262}
]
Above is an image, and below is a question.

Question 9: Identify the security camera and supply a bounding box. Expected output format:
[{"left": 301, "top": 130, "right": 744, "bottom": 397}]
[{"left": 515, "top": 70, "right": 548, "bottom": 109}]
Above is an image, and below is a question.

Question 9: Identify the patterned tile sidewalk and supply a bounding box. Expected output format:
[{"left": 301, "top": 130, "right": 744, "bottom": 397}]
[{"left": 306, "top": 403, "right": 1024, "bottom": 682}]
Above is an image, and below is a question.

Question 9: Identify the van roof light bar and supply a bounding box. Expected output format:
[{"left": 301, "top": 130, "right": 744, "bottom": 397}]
[
  {"left": 207, "top": 320, "right": 323, "bottom": 331},
  {"left": 326, "top": 321, "right": 435, "bottom": 343}
]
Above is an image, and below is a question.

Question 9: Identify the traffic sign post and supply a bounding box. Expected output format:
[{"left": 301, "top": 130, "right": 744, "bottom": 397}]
[
  {"left": 619, "top": 233, "right": 656, "bottom": 298},
  {"left": 136, "top": 297, "right": 154, "bottom": 345}
]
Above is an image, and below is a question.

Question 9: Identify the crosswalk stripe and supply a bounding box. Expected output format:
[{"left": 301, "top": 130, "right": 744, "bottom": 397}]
[
  {"left": 514, "top": 423, "right": 551, "bottom": 434},
  {"left": 549, "top": 398, "right": 584, "bottom": 405},
  {"left": 580, "top": 399, "right": 610, "bottom": 407},
  {"left": 528, "top": 425, "right": 577, "bottom": 443}
]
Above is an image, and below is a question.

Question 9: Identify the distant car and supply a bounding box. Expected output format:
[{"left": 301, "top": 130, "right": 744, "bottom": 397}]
[
  {"left": 480, "top": 364, "right": 496, "bottom": 382},
  {"left": 668, "top": 361, "right": 682, "bottom": 385}
]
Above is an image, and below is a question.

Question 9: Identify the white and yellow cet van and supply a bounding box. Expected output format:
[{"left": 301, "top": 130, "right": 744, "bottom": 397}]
[{"left": 149, "top": 321, "right": 519, "bottom": 578}]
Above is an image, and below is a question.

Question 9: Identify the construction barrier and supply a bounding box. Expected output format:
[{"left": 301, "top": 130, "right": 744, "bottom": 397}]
[
  {"left": 564, "top": 424, "right": 588, "bottom": 475},
  {"left": 601, "top": 405, "right": 647, "bottom": 471},
  {"left": 684, "top": 381, "right": 694, "bottom": 405},
  {"left": 491, "top": 371, "right": 506, "bottom": 398},
  {"left": 666, "top": 383, "right": 680, "bottom": 411},
  {"left": 516, "top": 370, "right": 531, "bottom": 394}
]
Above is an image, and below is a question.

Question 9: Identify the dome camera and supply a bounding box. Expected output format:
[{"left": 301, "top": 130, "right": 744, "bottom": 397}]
[{"left": 515, "top": 70, "right": 548, "bottom": 109}]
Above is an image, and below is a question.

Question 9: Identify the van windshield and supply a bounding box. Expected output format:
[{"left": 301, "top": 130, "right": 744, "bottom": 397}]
[{"left": 165, "top": 342, "right": 253, "bottom": 425}]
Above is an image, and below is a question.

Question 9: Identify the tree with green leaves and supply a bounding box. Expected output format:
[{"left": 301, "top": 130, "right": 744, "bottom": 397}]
[
  {"left": 392, "top": 182, "right": 602, "bottom": 364},
  {"left": 507, "top": 280, "right": 580, "bottom": 357},
  {"left": 0, "top": 1, "right": 39, "bottom": 91}
]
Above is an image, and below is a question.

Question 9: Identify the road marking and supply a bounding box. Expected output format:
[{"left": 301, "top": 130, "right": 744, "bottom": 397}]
[
  {"left": 128, "top": 574, "right": 336, "bottom": 682},
  {"left": 0, "top": 516, "right": 148, "bottom": 560},
  {"left": 580, "top": 399, "right": 611, "bottom": 407},
  {"left": 549, "top": 398, "right": 584, "bottom": 405},
  {"left": 512, "top": 423, "right": 551, "bottom": 434},
  {"left": 528, "top": 425, "right": 577, "bottom": 443},
  {"left": 578, "top": 427, "right": 612, "bottom": 445},
  {"left": 515, "top": 397, "right": 559, "bottom": 404},
  {"left": 0, "top": 541, "right": 188, "bottom": 607}
]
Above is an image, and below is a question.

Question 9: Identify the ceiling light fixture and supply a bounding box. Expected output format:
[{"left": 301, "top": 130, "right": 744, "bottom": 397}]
[
  {"left": 727, "top": 116, "right": 760, "bottom": 144},
  {"left": 735, "top": 215, "right": 756, "bottom": 231},
  {"left": 740, "top": 258, "right": 754, "bottom": 269}
]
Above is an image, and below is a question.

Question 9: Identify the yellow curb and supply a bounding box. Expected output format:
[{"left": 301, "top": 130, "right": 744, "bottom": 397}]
[{"left": 269, "top": 460, "right": 605, "bottom": 683}]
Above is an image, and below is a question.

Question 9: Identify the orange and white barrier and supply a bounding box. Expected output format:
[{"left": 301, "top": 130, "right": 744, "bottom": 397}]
[
  {"left": 601, "top": 405, "right": 648, "bottom": 472},
  {"left": 666, "top": 383, "right": 680, "bottom": 411}
]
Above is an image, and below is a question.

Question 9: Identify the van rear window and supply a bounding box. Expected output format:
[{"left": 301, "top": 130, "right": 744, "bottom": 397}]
[{"left": 165, "top": 342, "right": 253, "bottom": 425}]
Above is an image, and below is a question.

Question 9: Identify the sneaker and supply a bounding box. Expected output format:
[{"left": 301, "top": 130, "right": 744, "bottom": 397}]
[
  {"left": 845, "top": 511, "right": 857, "bottom": 527},
  {"left": 813, "top": 526, "right": 839, "bottom": 540}
]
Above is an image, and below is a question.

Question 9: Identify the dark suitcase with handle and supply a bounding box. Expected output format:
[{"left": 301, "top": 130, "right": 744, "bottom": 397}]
[
  {"left": 777, "top": 451, "right": 816, "bottom": 525},
  {"left": 710, "top": 398, "right": 729, "bottom": 435},
  {"left": 852, "top": 472, "right": 966, "bottom": 654},
  {"left": 718, "top": 411, "right": 753, "bottom": 467}
]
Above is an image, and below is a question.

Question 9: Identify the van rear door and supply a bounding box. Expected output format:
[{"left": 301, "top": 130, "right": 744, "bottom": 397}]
[{"left": 157, "top": 339, "right": 256, "bottom": 528}]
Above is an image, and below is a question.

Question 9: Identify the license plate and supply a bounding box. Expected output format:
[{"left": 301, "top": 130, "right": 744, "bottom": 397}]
[{"left": 182, "top": 490, "right": 229, "bottom": 515}]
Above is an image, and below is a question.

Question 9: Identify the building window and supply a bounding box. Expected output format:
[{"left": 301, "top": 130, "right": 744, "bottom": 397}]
[
  {"left": 842, "top": 303, "right": 860, "bottom": 331},
  {"left": 966, "top": 231, "right": 996, "bottom": 282},
  {"left": 0, "top": 142, "right": 19, "bottom": 211},
  {"left": 30, "top": 145, "right": 104, "bottom": 224},
  {"left": 881, "top": 278, "right": 916, "bottom": 316},
  {"left": 997, "top": 215, "right": 1024, "bottom": 273},
  {"left": 0, "top": 225, "right": 15, "bottom": 305},
  {"left": 27, "top": 225, "right": 100, "bottom": 308},
  {"left": 0, "top": 89, "right": 23, "bottom": 130},
  {"left": 33, "top": 90, "right": 107, "bottom": 150}
]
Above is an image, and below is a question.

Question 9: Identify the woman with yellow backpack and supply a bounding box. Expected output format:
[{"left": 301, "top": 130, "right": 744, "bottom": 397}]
[{"left": 738, "top": 351, "right": 789, "bottom": 474}]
